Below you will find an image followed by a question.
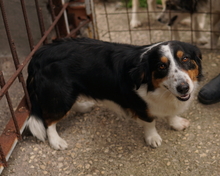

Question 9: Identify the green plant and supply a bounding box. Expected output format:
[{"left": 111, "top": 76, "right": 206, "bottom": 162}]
[{"left": 124, "top": 0, "right": 162, "bottom": 8}]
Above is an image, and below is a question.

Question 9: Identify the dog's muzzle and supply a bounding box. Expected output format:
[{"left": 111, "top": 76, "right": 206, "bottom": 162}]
[{"left": 176, "top": 82, "right": 191, "bottom": 101}]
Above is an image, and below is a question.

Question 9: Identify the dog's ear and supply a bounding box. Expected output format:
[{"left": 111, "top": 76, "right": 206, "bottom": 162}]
[{"left": 129, "top": 66, "right": 145, "bottom": 90}]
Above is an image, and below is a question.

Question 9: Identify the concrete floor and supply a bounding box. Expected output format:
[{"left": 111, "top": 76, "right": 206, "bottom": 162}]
[{"left": 0, "top": 1, "right": 220, "bottom": 176}]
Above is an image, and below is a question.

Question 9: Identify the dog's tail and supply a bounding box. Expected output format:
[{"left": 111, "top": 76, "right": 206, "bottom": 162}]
[{"left": 26, "top": 75, "right": 46, "bottom": 142}]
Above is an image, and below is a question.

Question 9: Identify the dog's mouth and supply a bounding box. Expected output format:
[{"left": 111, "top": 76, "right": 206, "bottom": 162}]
[
  {"left": 176, "top": 94, "right": 191, "bottom": 101},
  {"left": 168, "top": 15, "right": 178, "bottom": 26}
]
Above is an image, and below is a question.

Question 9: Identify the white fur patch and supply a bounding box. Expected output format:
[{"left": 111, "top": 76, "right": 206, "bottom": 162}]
[
  {"left": 167, "top": 116, "right": 190, "bottom": 131},
  {"left": 27, "top": 115, "right": 46, "bottom": 142},
  {"left": 47, "top": 123, "right": 68, "bottom": 150},
  {"left": 72, "top": 101, "right": 94, "bottom": 113},
  {"left": 137, "top": 118, "right": 162, "bottom": 148},
  {"left": 140, "top": 42, "right": 163, "bottom": 59}
]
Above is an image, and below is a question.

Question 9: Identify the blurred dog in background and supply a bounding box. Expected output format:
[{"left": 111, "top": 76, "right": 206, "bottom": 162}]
[
  {"left": 158, "top": 0, "right": 220, "bottom": 47},
  {"left": 130, "top": 0, "right": 163, "bottom": 28}
]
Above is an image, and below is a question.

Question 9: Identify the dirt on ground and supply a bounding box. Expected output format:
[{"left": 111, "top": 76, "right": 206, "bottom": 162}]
[{"left": 0, "top": 1, "right": 220, "bottom": 176}]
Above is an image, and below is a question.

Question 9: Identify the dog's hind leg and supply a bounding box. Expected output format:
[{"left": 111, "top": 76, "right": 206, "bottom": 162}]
[
  {"left": 193, "top": 14, "right": 207, "bottom": 45},
  {"left": 147, "top": 0, "right": 157, "bottom": 19},
  {"left": 211, "top": 14, "right": 220, "bottom": 48},
  {"left": 72, "top": 101, "right": 95, "bottom": 113},
  {"left": 166, "top": 116, "right": 190, "bottom": 131},
  {"left": 169, "top": 25, "right": 180, "bottom": 41},
  {"left": 130, "top": 0, "right": 142, "bottom": 28},
  {"left": 47, "top": 122, "right": 68, "bottom": 150}
]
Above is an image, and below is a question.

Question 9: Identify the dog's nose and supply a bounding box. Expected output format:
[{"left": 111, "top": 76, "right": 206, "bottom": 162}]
[
  {"left": 176, "top": 82, "right": 189, "bottom": 94},
  {"left": 158, "top": 18, "right": 162, "bottom": 22}
]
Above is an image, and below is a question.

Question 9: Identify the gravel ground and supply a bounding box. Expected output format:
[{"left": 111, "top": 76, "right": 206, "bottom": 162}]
[{"left": 1, "top": 1, "right": 220, "bottom": 176}]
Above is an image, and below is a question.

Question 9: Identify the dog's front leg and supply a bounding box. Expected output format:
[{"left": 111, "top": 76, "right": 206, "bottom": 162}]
[
  {"left": 166, "top": 116, "right": 190, "bottom": 131},
  {"left": 130, "top": 0, "right": 142, "bottom": 28},
  {"left": 147, "top": 0, "right": 157, "bottom": 19},
  {"left": 137, "top": 118, "right": 162, "bottom": 148},
  {"left": 169, "top": 25, "right": 180, "bottom": 41},
  {"left": 193, "top": 14, "right": 207, "bottom": 45}
]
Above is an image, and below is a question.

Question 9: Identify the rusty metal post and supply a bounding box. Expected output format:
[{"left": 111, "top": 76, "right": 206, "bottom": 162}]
[
  {"left": 34, "top": 0, "right": 48, "bottom": 44},
  {"left": 20, "top": 0, "right": 35, "bottom": 50},
  {"left": 0, "top": 72, "right": 22, "bottom": 140},
  {"left": 0, "top": 145, "right": 7, "bottom": 167},
  {"left": 0, "top": 0, "right": 32, "bottom": 110},
  {"left": 48, "top": 0, "right": 61, "bottom": 38},
  {"left": 52, "top": 0, "right": 69, "bottom": 37}
]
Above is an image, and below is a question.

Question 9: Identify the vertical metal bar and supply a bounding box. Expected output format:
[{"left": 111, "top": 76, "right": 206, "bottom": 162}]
[
  {"left": 20, "top": 0, "right": 35, "bottom": 50},
  {"left": 145, "top": 0, "right": 152, "bottom": 43},
  {"left": 190, "top": 13, "right": 193, "bottom": 44},
  {"left": 34, "top": 0, "right": 48, "bottom": 44},
  {"left": 124, "top": 0, "right": 132, "bottom": 44},
  {"left": 0, "top": 72, "right": 21, "bottom": 140},
  {"left": 52, "top": 0, "right": 68, "bottom": 37},
  {"left": 0, "top": 0, "right": 20, "bottom": 69},
  {"left": 103, "top": 1, "right": 111, "bottom": 41},
  {"left": 0, "top": 0, "right": 31, "bottom": 110},
  {"left": 48, "top": 0, "right": 61, "bottom": 38},
  {"left": 0, "top": 145, "right": 7, "bottom": 167},
  {"left": 168, "top": 7, "right": 172, "bottom": 40},
  {"left": 209, "top": 0, "right": 213, "bottom": 49}
]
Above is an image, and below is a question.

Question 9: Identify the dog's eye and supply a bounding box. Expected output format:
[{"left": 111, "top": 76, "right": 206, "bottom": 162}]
[
  {"left": 182, "top": 57, "right": 189, "bottom": 62},
  {"left": 158, "top": 63, "right": 167, "bottom": 71}
]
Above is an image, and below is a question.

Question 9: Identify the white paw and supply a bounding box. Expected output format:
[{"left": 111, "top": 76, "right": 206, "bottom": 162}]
[
  {"left": 130, "top": 19, "right": 142, "bottom": 28},
  {"left": 145, "top": 133, "right": 162, "bottom": 148},
  {"left": 73, "top": 101, "right": 94, "bottom": 113},
  {"left": 196, "top": 37, "right": 208, "bottom": 45},
  {"left": 49, "top": 137, "right": 68, "bottom": 150},
  {"left": 47, "top": 123, "right": 68, "bottom": 150},
  {"left": 169, "top": 116, "right": 190, "bottom": 131}
]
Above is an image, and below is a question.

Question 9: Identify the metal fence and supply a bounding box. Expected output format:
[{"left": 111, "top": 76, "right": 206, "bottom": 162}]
[
  {"left": 95, "top": 0, "right": 219, "bottom": 49},
  {"left": 0, "top": 0, "right": 96, "bottom": 172}
]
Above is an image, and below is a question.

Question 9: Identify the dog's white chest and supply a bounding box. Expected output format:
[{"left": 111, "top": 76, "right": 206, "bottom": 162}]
[{"left": 136, "top": 85, "right": 192, "bottom": 118}]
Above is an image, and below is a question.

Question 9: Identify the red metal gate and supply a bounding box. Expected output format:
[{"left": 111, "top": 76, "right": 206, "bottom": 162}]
[{"left": 0, "top": 0, "right": 97, "bottom": 172}]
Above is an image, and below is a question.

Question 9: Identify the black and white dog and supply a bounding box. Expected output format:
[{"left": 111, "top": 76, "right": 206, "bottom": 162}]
[
  {"left": 26, "top": 38, "right": 202, "bottom": 150},
  {"left": 158, "top": 0, "right": 220, "bottom": 47}
]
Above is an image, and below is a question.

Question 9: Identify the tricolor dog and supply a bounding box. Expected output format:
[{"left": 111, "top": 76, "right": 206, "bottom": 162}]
[{"left": 26, "top": 38, "right": 202, "bottom": 150}]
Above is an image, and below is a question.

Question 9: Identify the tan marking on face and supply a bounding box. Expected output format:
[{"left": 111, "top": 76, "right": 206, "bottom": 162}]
[
  {"left": 152, "top": 72, "right": 167, "bottom": 88},
  {"left": 161, "top": 56, "right": 168, "bottom": 63},
  {"left": 185, "top": 60, "right": 199, "bottom": 81},
  {"left": 177, "top": 50, "right": 184, "bottom": 59}
]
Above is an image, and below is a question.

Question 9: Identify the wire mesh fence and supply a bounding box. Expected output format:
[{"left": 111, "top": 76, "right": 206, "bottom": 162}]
[{"left": 94, "top": 0, "right": 219, "bottom": 49}]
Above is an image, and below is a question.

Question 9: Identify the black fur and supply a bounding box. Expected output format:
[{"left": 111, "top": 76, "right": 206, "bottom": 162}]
[
  {"left": 165, "top": 0, "right": 208, "bottom": 13},
  {"left": 27, "top": 38, "right": 202, "bottom": 127}
]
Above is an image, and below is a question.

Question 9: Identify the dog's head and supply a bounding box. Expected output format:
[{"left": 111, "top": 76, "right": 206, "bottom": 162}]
[
  {"left": 158, "top": 0, "right": 195, "bottom": 26},
  {"left": 133, "top": 41, "right": 202, "bottom": 102}
]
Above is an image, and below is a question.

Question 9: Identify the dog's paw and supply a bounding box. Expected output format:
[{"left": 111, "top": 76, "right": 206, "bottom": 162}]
[
  {"left": 49, "top": 137, "right": 68, "bottom": 150},
  {"left": 197, "top": 37, "right": 208, "bottom": 45},
  {"left": 130, "top": 19, "right": 142, "bottom": 28},
  {"left": 145, "top": 133, "right": 162, "bottom": 148},
  {"left": 169, "top": 116, "right": 190, "bottom": 131}
]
